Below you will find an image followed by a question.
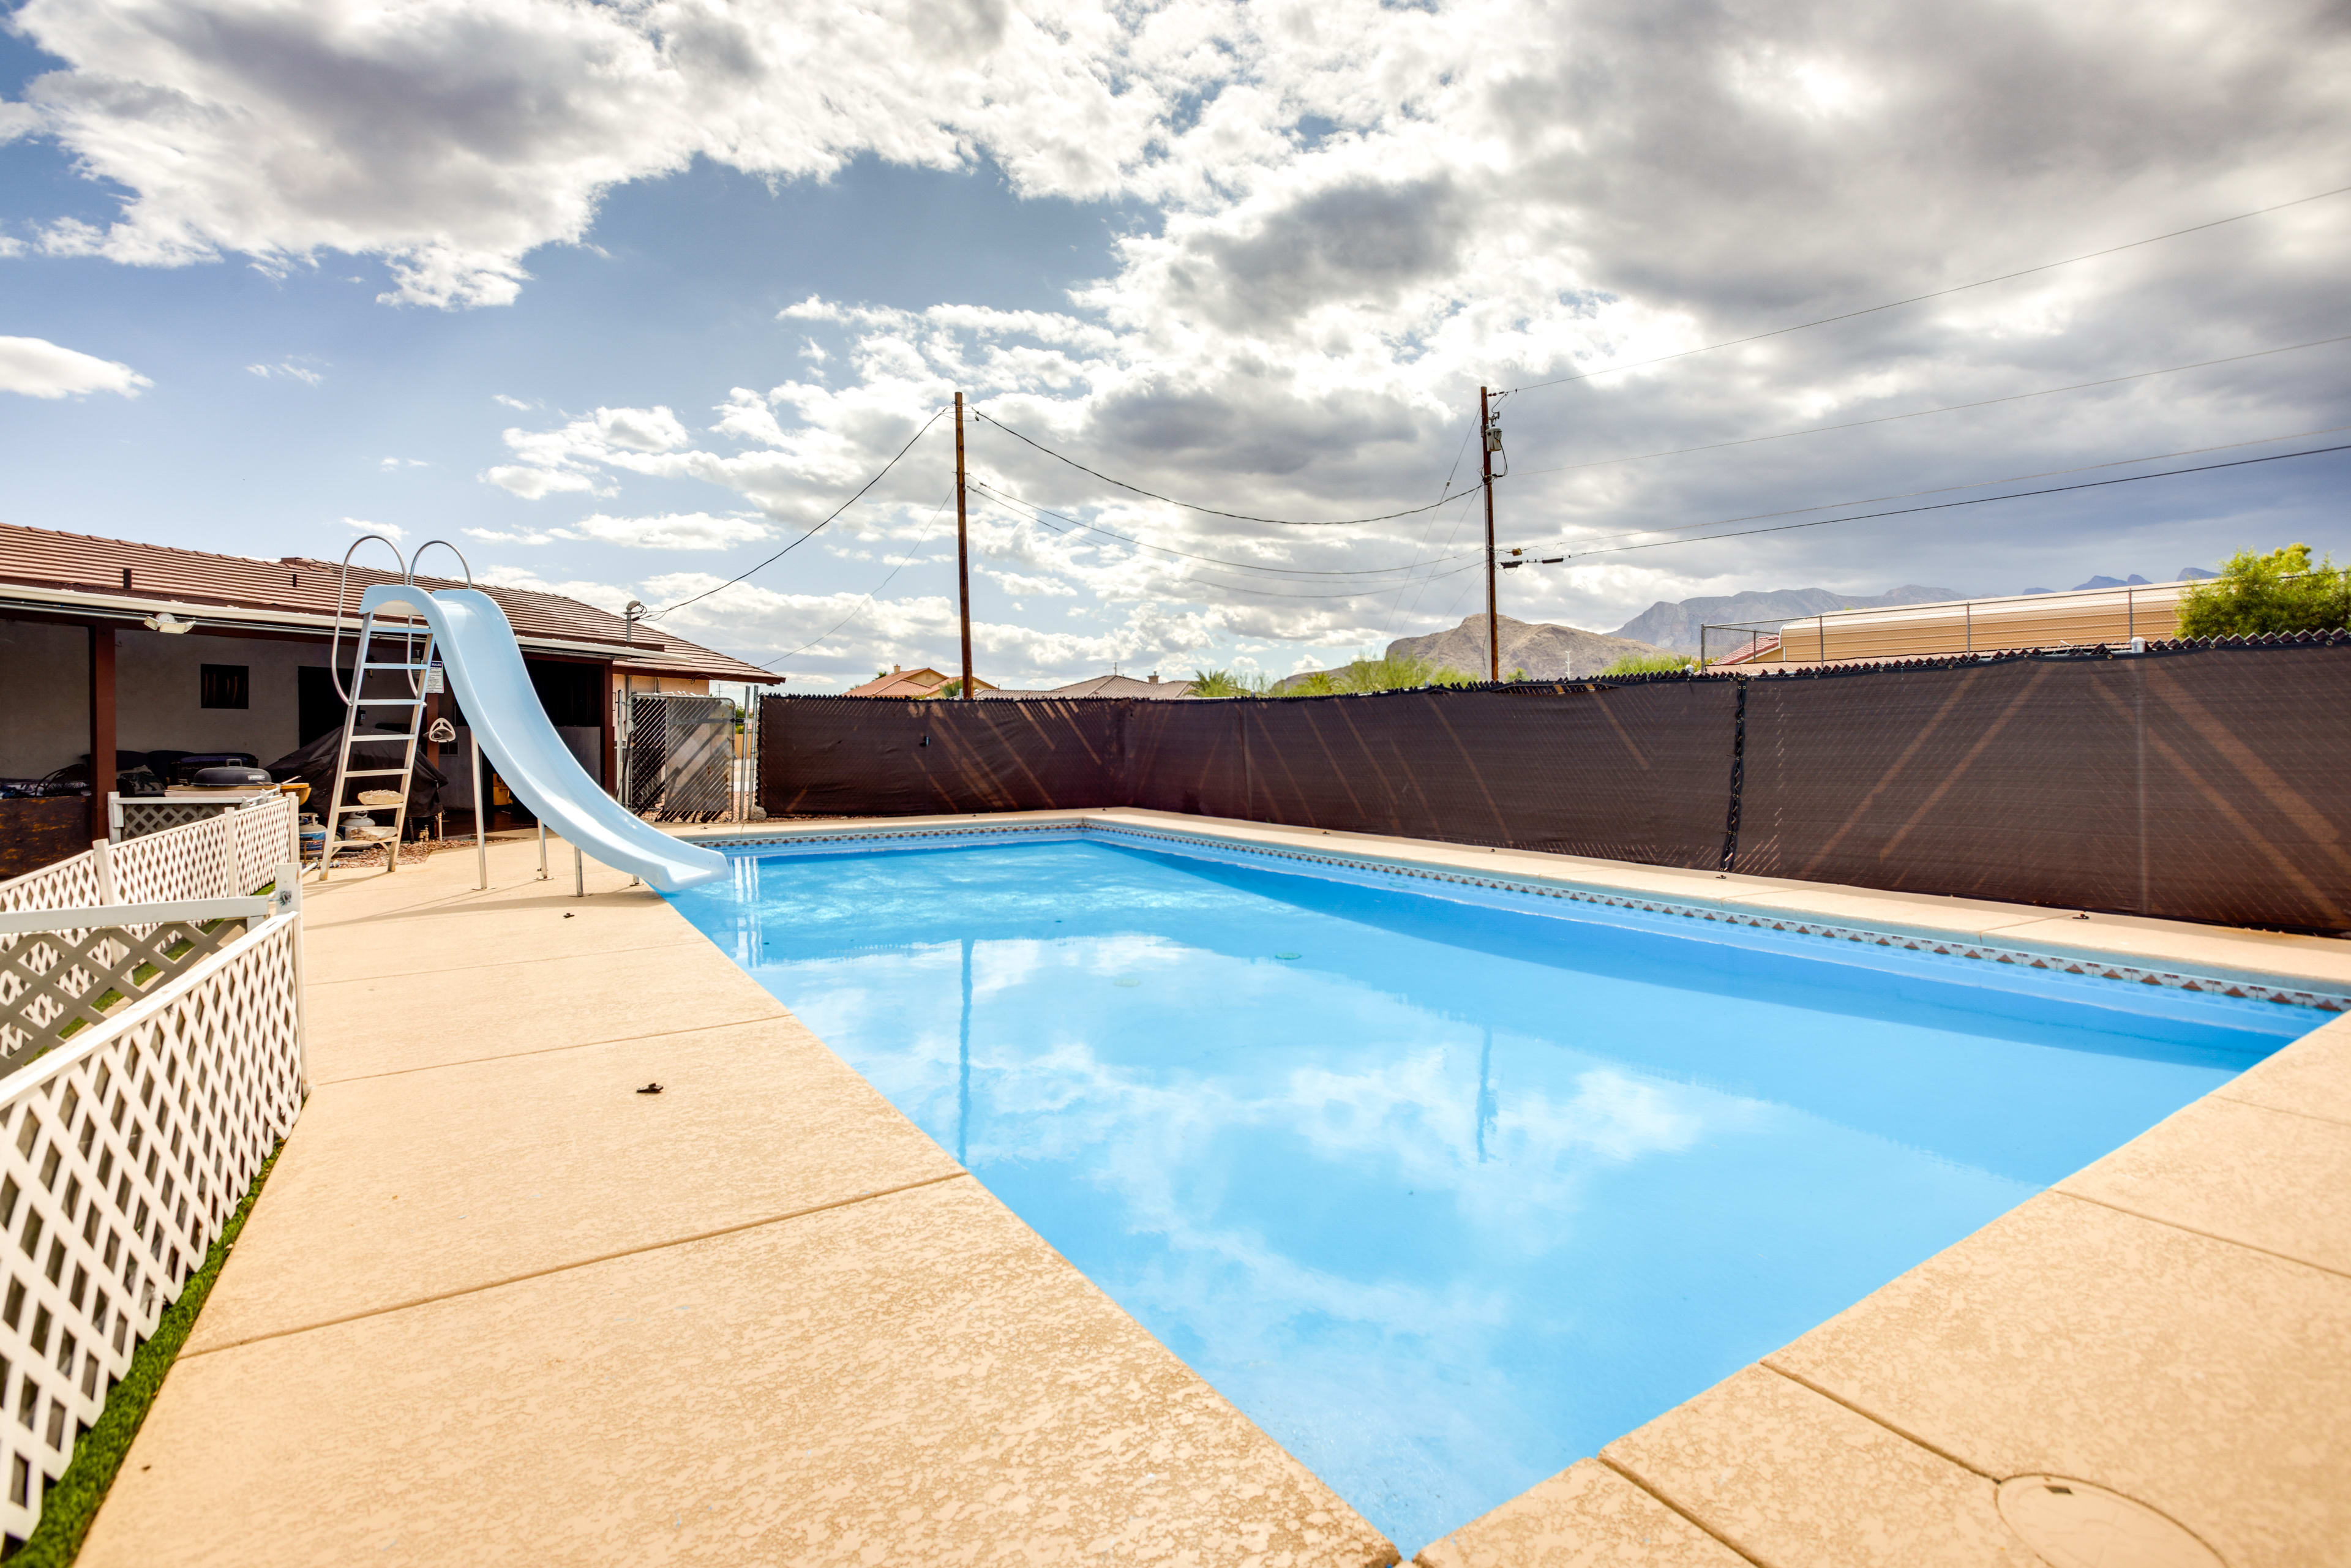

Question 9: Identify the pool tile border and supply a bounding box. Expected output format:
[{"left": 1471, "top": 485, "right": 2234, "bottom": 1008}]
[{"left": 695, "top": 818, "right": 2351, "bottom": 1015}]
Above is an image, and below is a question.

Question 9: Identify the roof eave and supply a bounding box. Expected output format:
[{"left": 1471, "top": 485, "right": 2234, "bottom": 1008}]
[{"left": 0, "top": 580, "right": 756, "bottom": 675}]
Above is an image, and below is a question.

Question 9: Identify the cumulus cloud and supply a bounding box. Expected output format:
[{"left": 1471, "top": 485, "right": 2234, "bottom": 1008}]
[
  {"left": 465, "top": 512, "right": 770, "bottom": 550},
  {"left": 343, "top": 516, "right": 404, "bottom": 542},
  {"left": 567, "top": 512, "right": 770, "bottom": 549},
  {"left": 482, "top": 464, "right": 603, "bottom": 500},
  {"left": 0, "top": 336, "right": 151, "bottom": 399},
  {"left": 247, "top": 361, "right": 324, "bottom": 384},
  {"left": 10, "top": 0, "right": 2349, "bottom": 678}
]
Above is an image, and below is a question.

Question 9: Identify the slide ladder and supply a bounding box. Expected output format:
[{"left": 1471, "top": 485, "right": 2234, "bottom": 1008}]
[
  {"left": 318, "top": 536, "right": 726, "bottom": 893},
  {"left": 317, "top": 539, "right": 437, "bottom": 877}
]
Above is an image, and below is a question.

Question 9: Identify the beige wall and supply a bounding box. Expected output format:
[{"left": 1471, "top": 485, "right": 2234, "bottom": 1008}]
[
  {"left": 1, "top": 621, "right": 349, "bottom": 779},
  {"left": 116, "top": 629, "right": 335, "bottom": 765},
  {"left": 618, "top": 674, "right": 711, "bottom": 696},
  {"left": 4, "top": 618, "right": 634, "bottom": 792},
  {"left": 0, "top": 620, "right": 92, "bottom": 778}
]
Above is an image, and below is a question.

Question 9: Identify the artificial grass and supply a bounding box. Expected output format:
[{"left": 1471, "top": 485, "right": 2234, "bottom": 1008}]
[{"left": 12, "top": 1140, "right": 283, "bottom": 1566}]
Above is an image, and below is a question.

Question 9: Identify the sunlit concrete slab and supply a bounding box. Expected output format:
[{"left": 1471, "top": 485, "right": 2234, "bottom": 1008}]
[
  {"left": 1603, "top": 1365, "right": 2031, "bottom": 1568},
  {"left": 2058, "top": 1087, "right": 2351, "bottom": 1275},
  {"left": 1992, "top": 910, "right": 2351, "bottom": 991},
  {"left": 84, "top": 1178, "right": 1393, "bottom": 1568},
  {"left": 305, "top": 933, "right": 789, "bottom": 1082},
  {"left": 2219, "top": 1011, "right": 2351, "bottom": 1124},
  {"left": 1766, "top": 1192, "right": 2351, "bottom": 1568},
  {"left": 1413, "top": 1458, "right": 1746, "bottom": 1568},
  {"left": 299, "top": 879, "right": 707, "bottom": 985},
  {"left": 187, "top": 1014, "right": 961, "bottom": 1351}
]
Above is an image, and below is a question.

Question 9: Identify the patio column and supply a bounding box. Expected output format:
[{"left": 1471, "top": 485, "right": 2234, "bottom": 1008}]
[
  {"left": 88, "top": 623, "right": 115, "bottom": 842},
  {"left": 600, "top": 662, "right": 618, "bottom": 795}
]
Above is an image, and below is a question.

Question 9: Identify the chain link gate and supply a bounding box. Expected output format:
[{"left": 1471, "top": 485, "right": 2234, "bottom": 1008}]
[{"left": 620, "top": 692, "right": 757, "bottom": 823}]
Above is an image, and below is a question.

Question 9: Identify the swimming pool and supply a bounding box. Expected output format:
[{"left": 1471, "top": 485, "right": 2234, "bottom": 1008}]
[{"left": 669, "top": 825, "right": 2322, "bottom": 1556}]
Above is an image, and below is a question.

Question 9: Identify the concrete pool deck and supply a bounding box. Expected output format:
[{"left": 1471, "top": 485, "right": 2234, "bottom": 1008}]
[{"left": 81, "top": 809, "right": 2351, "bottom": 1566}]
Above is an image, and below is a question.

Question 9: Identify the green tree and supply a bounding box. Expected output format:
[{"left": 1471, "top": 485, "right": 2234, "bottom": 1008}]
[
  {"left": 1190, "top": 667, "right": 1270, "bottom": 697},
  {"left": 1599, "top": 651, "right": 1696, "bottom": 676},
  {"left": 1332, "top": 653, "right": 1472, "bottom": 692},
  {"left": 2176, "top": 544, "right": 2351, "bottom": 638}
]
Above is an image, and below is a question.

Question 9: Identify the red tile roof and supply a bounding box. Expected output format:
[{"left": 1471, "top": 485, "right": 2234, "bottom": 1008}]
[{"left": 0, "top": 522, "right": 779, "bottom": 684}]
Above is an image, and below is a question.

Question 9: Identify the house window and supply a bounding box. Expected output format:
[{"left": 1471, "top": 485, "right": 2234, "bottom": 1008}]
[{"left": 200, "top": 664, "right": 250, "bottom": 709}]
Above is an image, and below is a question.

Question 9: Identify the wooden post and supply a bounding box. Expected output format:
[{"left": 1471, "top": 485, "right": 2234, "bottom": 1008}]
[
  {"left": 1481, "top": 387, "right": 1498, "bottom": 683},
  {"left": 88, "top": 624, "right": 115, "bottom": 844},
  {"left": 599, "top": 662, "right": 618, "bottom": 795},
  {"left": 956, "top": 391, "right": 973, "bottom": 700}
]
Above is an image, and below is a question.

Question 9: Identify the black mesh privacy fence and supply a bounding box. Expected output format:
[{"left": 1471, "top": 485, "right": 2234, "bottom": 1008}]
[{"left": 762, "top": 635, "right": 2351, "bottom": 931}]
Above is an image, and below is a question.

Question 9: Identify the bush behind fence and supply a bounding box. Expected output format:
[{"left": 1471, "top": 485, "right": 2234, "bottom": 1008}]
[{"left": 760, "top": 637, "right": 2351, "bottom": 932}]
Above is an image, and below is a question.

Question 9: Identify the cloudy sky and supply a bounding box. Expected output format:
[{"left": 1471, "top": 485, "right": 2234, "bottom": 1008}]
[{"left": 3, "top": 0, "right": 2347, "bottom": 690}]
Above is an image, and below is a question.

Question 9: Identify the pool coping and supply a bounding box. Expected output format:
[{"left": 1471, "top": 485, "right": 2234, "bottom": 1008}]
[
  {"left": 686, "top": 807, "right": 2351, "bottom": 1567},
  {"left": 683, "top": 807, "right": 2351, "bottom": 1010}
]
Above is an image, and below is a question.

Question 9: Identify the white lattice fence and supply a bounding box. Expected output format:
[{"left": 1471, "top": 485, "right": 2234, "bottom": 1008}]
[
  {"left": 0, "top": 795, "right": 294, "bottom": 917},
  {"left": 0, "top": 917, "right": 255, "bottom": 1074},
  {"left": 113, "top": 797, "right": 293, "bottom": 906},
  {"left": 231, "top": 798, "right": 297, "bottom": 897},
  {"left": 0, "top": 910, "right": 302, "bottom": 1537},
  {"left": 0, "top": 860, "right": 100, "bottom": 920}
]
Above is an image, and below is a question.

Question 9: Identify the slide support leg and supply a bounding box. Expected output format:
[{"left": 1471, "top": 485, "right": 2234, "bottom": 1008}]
[{"left": 472, "top": 734, "right": 488, "bottom": 891}]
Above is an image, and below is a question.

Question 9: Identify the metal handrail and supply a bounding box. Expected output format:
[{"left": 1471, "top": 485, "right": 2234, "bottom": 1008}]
[
  {"left": 329, "top": 534, "right": 412, "bottom": 704},
  {"left": 407, "top": 538, "right": 475, "bottom": 588}
]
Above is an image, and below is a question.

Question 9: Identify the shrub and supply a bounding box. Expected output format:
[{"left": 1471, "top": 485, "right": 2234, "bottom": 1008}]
[
  {"left": 1600, "top": 651, "right": 1696, "bottom": 676},
  {"left": 2176, "top": 544, "right": 2351, "bottom": 638},
  {"left": 1190, "top": 667, "right": 1271, "bottom": 697},
  {"left": 1332, "top": 653, "right": 1474, "bottom": 692}
]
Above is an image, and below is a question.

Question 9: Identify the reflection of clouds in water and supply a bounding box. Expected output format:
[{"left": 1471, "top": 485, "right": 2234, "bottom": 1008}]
[{"left": 772, "top": 936, "right": 1760, "bottom": 1345}]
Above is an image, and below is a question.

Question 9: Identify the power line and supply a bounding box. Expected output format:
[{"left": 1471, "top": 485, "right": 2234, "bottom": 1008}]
[
  {"left": 756, "top": 489, "right": 958, "bottom": 669},
  {"left": 1512, "top": 423, "right": 2351, "bottom": 555},
  {"left": 969, "top": 409, "right": 1472, "bottom": 527},
  {"left": 976, "top": 497, "right": 1485, "bottom": 601},
  {"left": 1510, "top": 332, "right": 2351, "bottom": 479},
  {"left": 1505, "top": 440, "right": 2351, "bottom": 566},
  {"left": 1500, "top": 180, "right": 2351, "bottom": 396},
  {"left": 1382, "top": 486, "right": 1486, "bottom": 640},
  {"left": 650, "top": 407, "right": 948, "bottom": 618},
  {"left": 969, "top": 479, "right": 1479, "bottom": 577}
]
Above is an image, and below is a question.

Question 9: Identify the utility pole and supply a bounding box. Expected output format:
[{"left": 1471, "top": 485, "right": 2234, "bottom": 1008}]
[
  {"left": 1481, "top": 385, "right": 1499, "bottom": 683},
  {"left": 955, "top": 391, "right": 973, "bottom": 700}
]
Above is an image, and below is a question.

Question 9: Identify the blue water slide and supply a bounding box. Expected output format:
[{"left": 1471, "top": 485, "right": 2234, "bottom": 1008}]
[{"left": 358, "top": 583, "right": 727, "bottom": 891}]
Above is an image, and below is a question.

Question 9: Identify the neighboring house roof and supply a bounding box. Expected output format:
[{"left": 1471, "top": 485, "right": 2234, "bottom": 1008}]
[
  {"left": 843, "top": 666, "right": 1002, "bottom": 699},
  {"left": 1733, "top": 579, "right": 2199, "bottom": 667},
  {"left": 0, "top": 521, "right": 779, "bottom": 684},
  {"left": 846, "top": 667, "right": 1194, "bottom": 701},
  {"left": 1034, "top": 673, "right": 1196, "bottom": 700}
]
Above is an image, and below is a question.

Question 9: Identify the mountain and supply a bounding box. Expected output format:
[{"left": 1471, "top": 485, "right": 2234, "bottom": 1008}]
[
  {"left": 1608, "top": 585, "right": 1962, "bottom": 653},
  {"left": 1390, "top": 613, "right": 1679, "bottom": 679},
  {"left": 2071, "top": 574, "right": 2154, "bottom": 590},
  {"left": 1278, "top": 614, "right": 1679, "bottom": 689},
  {"left": 2178, "top": 566, "right": 2219, "bottom": 580}
]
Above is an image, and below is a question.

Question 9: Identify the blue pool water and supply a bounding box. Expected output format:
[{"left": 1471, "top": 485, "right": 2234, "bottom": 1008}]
[{"left": 669, "top": 831, "right": 2318, "bottom": 1555}]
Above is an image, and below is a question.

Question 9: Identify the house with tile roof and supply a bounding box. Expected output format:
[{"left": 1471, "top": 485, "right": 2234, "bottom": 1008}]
[
  {"left": 843, "top": 665, "right": 1003, "bottom": 699},
  {"left": 0, "top": 521, "right": 780, "bottom": 868}
]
